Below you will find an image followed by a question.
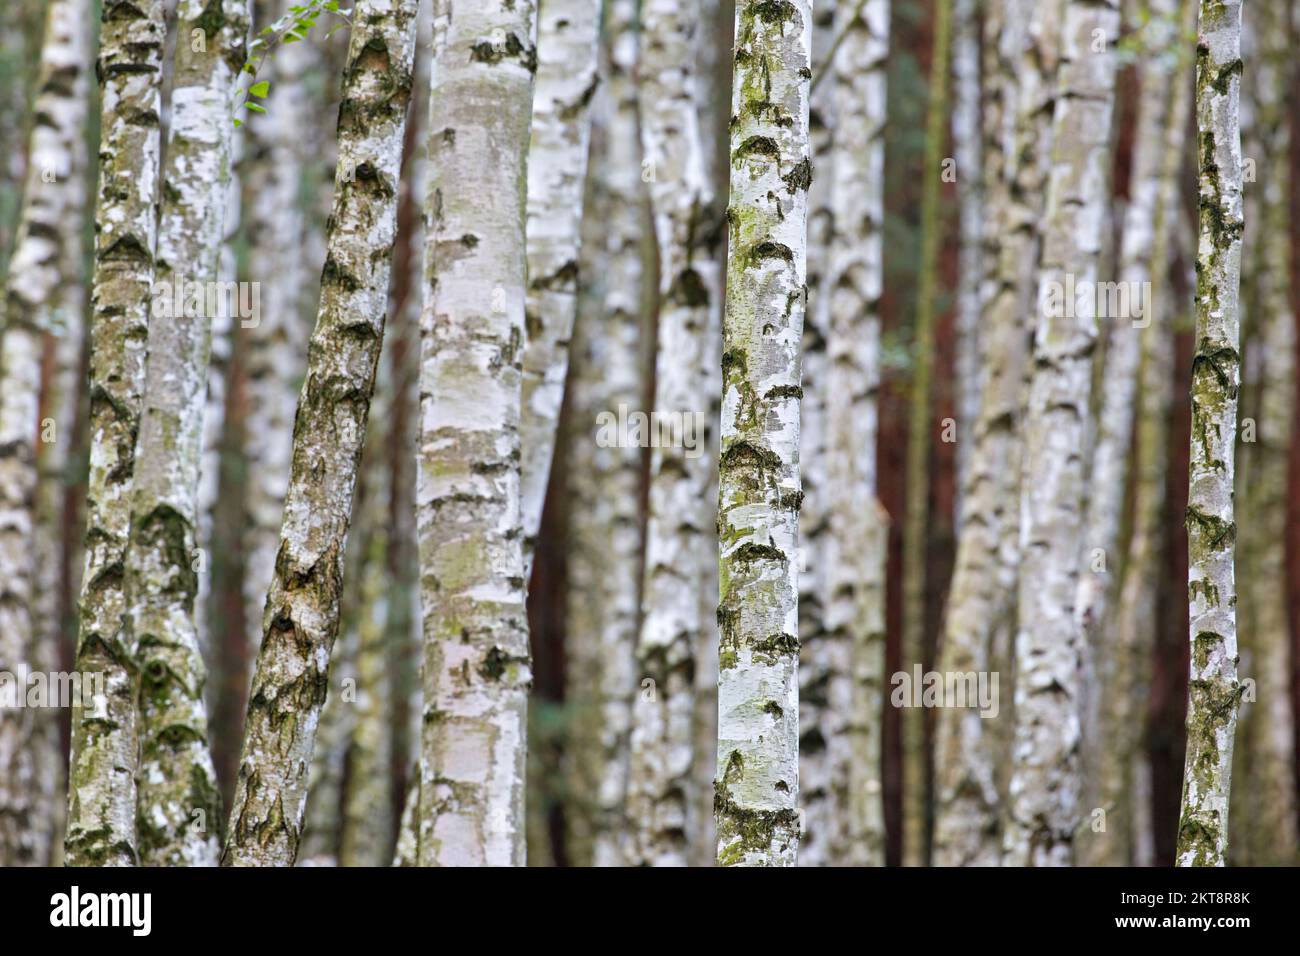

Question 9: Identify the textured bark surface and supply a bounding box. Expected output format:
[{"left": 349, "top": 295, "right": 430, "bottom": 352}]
[
  {"left": 1083, "top": 0, "right": 1193, "bottom": 867},
  {"left": 127, "top": 0, "right": 248, "bottom": 868},
  {"left": 826, "top": 0, "right": 889, "bottom": 867},
  {"left": 1230, "top": 0, "right": 1298, "bottom": 867},
  {"left": 518, "top": 0, "right": 600, "bottom": 572},
  {"left": 1175, "top": 0, "right": 1244, "bottom": 869},
  {"left": 951, "top": 0, "right": 982, "bottom": 513},
  {"left": 242, "top": 0, "right": 322, "bottom": 725},
  {"left": 65, "top": 0, "right": 167, "bottom": 868},
  {"left": 416, "top": 0, "right": 537, "bottom": 867},
  {"left": 0, "top": 0, "right": 91, "bottom": 866},
  {"left": 562, "top": 2, "right": 646, "bottom": 865},
  {"left": 222, "top": 0, "right": 419, "bottom": 867},
  {"left": 714, "top": 0, "right": 810, "bottom": 868},
  {"left": 900, "top": 0, "right": 951, "bottom": 868},
  {"left": 625, "top": 0, "right": 721, "bottom": 868},
  {"left": 795, "top": 0, "right": 834, "bottom": 869},
  {"left": 933, "top": 0, "right": 1062, "bottom": 867},
  {"left": 1004, "top": 0, "right": 1120, "bottom": 868}
]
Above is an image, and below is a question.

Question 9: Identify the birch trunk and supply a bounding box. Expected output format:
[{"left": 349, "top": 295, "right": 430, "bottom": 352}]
[
  {"left": 125, "top": 0, "right": 248, "bottom": 867},
  {"left": 0, "top": 0, "right": 91, "bottom": 866},
  {"left": 901, "top": 0, "right": 951, "bottom": 868},
  {"left": 1003, "top": 0, "right": 1120, "bottom": 868},
  {"left": 562, "top": 5, "right": 647, "bottom": 863},
  {"left": 933, "top": 0, "right": 1063, "bottom": 867},
  {"left": 795, "top": 0, "right": 835, "bottom": 869},
  {"left": 715, "top": 0, "right": 811, "bottom": 868},
  {"left": 65, "top": 0, "right": 167, "bottom": 868},
  {"left": 1229, "top": 0, "right": 1297, "bottom": 866},
  {"left": 416, "top": 0, "right": 537, "bottom": 867},
  {"left": 239, "top": 0, "right": 321, "bottom": 772},
  {"left": 1076, "top": 0, "right": 1185, "bottom": 866},
  {"left": 1175, "top": 0, "right": 1243, "bottom": 869},
  {"left": 823, "top": 0, "right": 889, "bottom": 867},
  {"left": 222, "top": 0, "right": 420, "bottom": 866},
  {"left": 624, "top": 0, "right": 722, "bottom": 869},
  {"left": 519, "top": 0, "right": 600, "bottom": 572},
  {"left": 951, "top": 0, "right": 982, "bottom": 512}
]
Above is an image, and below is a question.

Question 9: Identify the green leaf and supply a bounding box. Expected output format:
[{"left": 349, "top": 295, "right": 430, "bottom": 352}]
[
  {"left": 234, "top": 118, "right": 243, "bottom": 127},
  {"left": 247, "top": 103, "right": 267, "bottom": 114},
  {"left": 249, "top": 80, "right": 271, "bottom": 98}
]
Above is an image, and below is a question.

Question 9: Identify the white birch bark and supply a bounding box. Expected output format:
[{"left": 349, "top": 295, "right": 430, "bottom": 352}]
[
  {"left": 0, "top": 0, "right": 91, "bottom": 866},
  {"left": 125, "top": 0, "right": 248, "bottom": 868},
  {"left": 951, "top": 0, "right": 982, "bottom": 512},
  {"left": 934, "top": 0, "right": 1063, "bottom": 867},
  {"left": 222, "top": 0, "right": 420, "bottom": 866},
  {"left": 823, "top": 0, "right": 889, "bottom": 867},
  {"left": 1175, "top": 0, "right": 1243, "bottom": 869},
  {"left": 1231, "top": 0, "right": 1298, "bottom": 866},
  {"left": 518, "top": 0, "right": 601, "bottom": 573},
  {"left": 65, "top": 0, "right": 167, "bottom": 868},
  {"left": 715, "top": 0, "right": 811, "bottom": 868},
  {"left": 1003, "top": 0, "right": 1120, "bottom": 867},
  {"left": 795, "top": 0, "right": 835, "bottom": 869},
  {"left": 562, "top": 7, "right": 646, "bottom": 863},
  {"left": 416, "top": 0, "right": 537, "bottom": 867},
  {"left": 625, "top": 0, "right": 722, "bottom": 868},
  {"left": 242, "top": 0, "right": 321, "bottom": 711},
  {"left": 1080, "top": 0, "right": 1191, "bottom": 867}
]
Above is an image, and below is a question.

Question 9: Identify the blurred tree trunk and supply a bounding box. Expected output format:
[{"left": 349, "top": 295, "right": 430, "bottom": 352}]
[
  {"left": 796, "top": 0, "right": 835, "bottom": 869},
  {"left": 900, "top": 0, "right": 951, "bottom": 868},
  {"left": 222, "top": 0, "right": 420, "bottom": 866},
  {"left": 625, "top": 0, "right": 722, "bottom": 868},
  {"left": 714, "top": 0, "right": 811, "bottom": 868},
  {"left": 1229, "top": 0, "right": 1297, "bottom": 866},
  {"left": 561, "top": 0, "right": 646, "bottom": 865},
  {"left": 951, "top": 0, "right": 982, "bottom": 516},
  {"left": 0, "top": 0, "right": 92, "bottom": 866},
  {"left": 415, "top": 0, "right": 537, "bottom": 867},
  {"left": 1176, "top": 0, "right": 1244, "bottom": 869},
  {"left": 519, "top": 0, "right": 601, "bottom": 575},
  {"left": 824, "top": 0, "right": 889, "bottom": 867},
  {"left": 126, "top": 0, "right": 249, "bottom": 867},
  {"left": 1004, "top": 0, "right": 1120, "bottom": 867},
  {"left": 1078, "top": 0, "right": 1189, "bottom": 867},
  {"left": 65, "top": 0, "right": 168, "bottom": 868}
]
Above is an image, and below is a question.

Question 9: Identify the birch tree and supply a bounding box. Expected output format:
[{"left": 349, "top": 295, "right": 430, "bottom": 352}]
[
  {"left": 0, "top": 0, "right": 91, "bottom": 866},
  {"left": 1175, "top": 0, "right": 1244, "bottom": 869},
  {"left": 562, "top": 0, "right": 646, "bottom": 865},
  {"left": 823, "top": 0, "right": 889, "bottom": 866},
  {"left": 1230, "top": 0, "right": 1297, "bottom": 866},
  {"left": 519, "top": 0, "right": 601, "bottom": 572},
  {"left": 934, "top": 0, "right": 1065, "bottom": 867},
  {"left": 901, "top": 0, "right": 951, "bottom": 867},
  {"left": 625, "top": 0, "right": 722, "bottom": 867},
  {"left": 715, "top": 0, "right": 811, "bottom": 868},
  {"left": 222, "top": 0, "right": 420, "bottom": 866},
  {"left": 1003, "top": 0, "right": 1120, "bottom": 867},
  {"left": 64, "top": 0, "right": 167, "bottom": 868},
  {"left": 416, "top": 0, "right": 537, "bottom": 867},
  {"left": 124, "top": 0, "right": 249, "bottom": 868},
  {"left": 1083, "top": 0, "right": 1193, "bottom": 867},
  {"left": 796, "top": 0, "right": 835, "bottom": 869}
]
